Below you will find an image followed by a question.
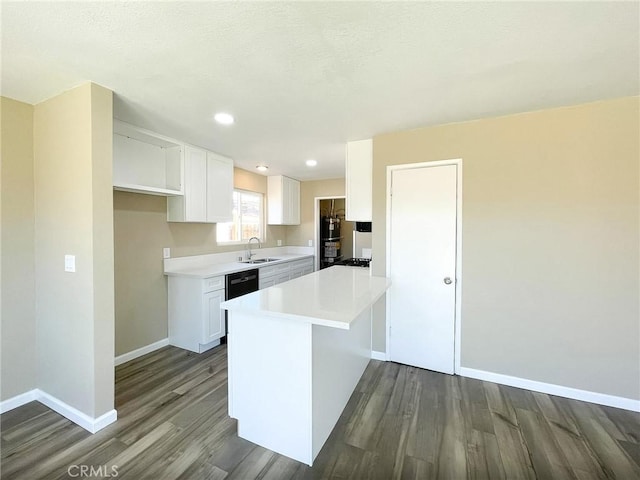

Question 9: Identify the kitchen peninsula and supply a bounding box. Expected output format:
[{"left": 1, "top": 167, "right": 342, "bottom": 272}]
[{"left": 221, "top": 266, "right": 391, "bottom": 466}]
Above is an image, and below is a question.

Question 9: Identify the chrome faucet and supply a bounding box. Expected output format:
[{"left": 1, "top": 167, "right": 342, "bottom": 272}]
[{"left": 247, "top": 236, "right": 261, "bottom": 260}]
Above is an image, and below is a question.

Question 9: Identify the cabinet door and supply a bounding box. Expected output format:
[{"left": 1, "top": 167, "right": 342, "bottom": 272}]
[
  {"left": 345, "top": 139, "right": 372, "bottom": 221},
  {"left": 281, "top": 176, "right": 300, "bottom": 225},
  {"left": 285, "top": 177, "right": 294, "bottom": 224},
  {"left": 267, "top": 176, "right": 300, "bottom": 225},
  {"left": 184, "top": 146, "right": 208, "bottom": 222},
  {"left": 288, "top": 177, "right": 300, "bottom": 225},
  {"left": 202, "top": 289, "right": 224, "bottom": 343},
  {"left": 206, "top": 152, "right": 233, "bottom": 223},
  {"left": 168, "top": 146, "right": 234, "bottom": 223},
  {"left": 267, "top": 176, "right": 284, "bottom": 225}
]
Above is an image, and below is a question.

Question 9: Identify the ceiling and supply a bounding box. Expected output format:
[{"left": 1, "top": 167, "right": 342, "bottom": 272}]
[{"left": 2, "top": 2, "right": 638, "bottom": 181}]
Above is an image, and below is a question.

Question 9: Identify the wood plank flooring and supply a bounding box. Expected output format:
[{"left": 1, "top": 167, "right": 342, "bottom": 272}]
[{"left": 1, "top": 344, "right": 639, "bottom": 479}]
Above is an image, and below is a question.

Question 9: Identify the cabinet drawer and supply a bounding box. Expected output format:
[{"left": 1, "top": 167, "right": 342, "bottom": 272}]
[
  {"left": 290, "top": 258, "right": 313, "bottom": 270},
  {"left": 274, "top": 273, "right": 291, "bottom": 285},
  {"left": 203, "top": 275, "right": 224, "bottom": 293},
  {"left": 259, "top": 277, "right": 276, "bottom": 290},
  {"left": 260, "top": 262, "right": 291, "bottom": 278}
]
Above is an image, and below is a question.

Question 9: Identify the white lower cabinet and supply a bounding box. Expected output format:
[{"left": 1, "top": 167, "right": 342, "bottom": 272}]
[
  {"left": 168, "top": 257, "right": 315, "bottom": 354},
  {"left": 259, "top": 257, "right": 314, "bottom": 289},
  {"left": 203, "top": 289, "right": 224, "bottom": 344},
  {"left": 290, "top": 259, "right": 314, "bottom": 279},
  {"left": 168, "top": 275, "right": 225, "bottom": 353}
]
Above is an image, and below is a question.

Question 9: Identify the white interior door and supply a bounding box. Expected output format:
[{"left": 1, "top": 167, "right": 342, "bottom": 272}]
[{"left": 388, "top": 164, "right": 458, "bottom": 374}]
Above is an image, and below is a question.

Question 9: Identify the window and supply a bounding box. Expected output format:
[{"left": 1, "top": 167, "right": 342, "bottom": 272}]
[{"left": 216, "top": 190, "right": 264, "bottom": 244}]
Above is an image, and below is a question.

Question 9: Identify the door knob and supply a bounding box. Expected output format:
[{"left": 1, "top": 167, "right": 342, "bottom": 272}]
[{"left": 443, "top": 277, "right": 452, "bottom": 285}]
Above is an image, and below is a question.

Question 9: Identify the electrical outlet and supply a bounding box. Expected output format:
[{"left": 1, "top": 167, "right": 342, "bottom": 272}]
[
  {"left": 308, "top": 239, "right": 313, "bottom": 247},
  {"left": 163, "top": 247, "right": 171, "bottom": 259},
  {"left": 277, "top": 239, "right": 282, "bottom": 246}
]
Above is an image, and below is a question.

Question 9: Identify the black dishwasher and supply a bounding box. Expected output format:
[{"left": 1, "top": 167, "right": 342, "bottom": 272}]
[
  {"left": 223, "top": 269, "right": 259, "bottom": 341},
  {"left": 225, "top": 269, "right": 259, "bottom": 300}
]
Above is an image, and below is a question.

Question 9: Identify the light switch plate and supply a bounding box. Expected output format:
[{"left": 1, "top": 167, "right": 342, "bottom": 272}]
[
  {"left": 64, "top": 254, "right": 76, "bottom": 272},
  {"left": 277, "top": 240, "right": 282, "bottom": 246},
  {"left": 308, "top": 239, "right": 313, "bottom": 247},
  {"left": 163, "top": 247, "right": 171, "bottom": 259}
]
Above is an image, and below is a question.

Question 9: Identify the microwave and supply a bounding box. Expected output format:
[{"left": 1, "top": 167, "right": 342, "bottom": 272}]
[{"left": 355, "top": 222, "right": 372, "bottom": 232}]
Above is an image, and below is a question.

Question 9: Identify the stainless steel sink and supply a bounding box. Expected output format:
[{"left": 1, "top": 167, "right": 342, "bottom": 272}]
[{"left": 242, "top": 258, "right": 280, "bottom": 264}]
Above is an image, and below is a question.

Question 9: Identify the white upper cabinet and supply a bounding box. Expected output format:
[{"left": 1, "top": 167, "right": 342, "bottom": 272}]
[
  {"left": 167, "top": 146, "right": 233, "bottom": 223},
  {"left": 206, "top": 151, "right": 234, "bottom": 223},
  {"left": 345, "top": 139, "right": 372, "bottom": 221},
  {"left": 112, "top": 120, "right": 184, "bottom": 196},
  {"left": 267, "top": 175, "right": 300, "bottom": 225},
  {"left": 183, "top": 146, "right": 207, "bottom": 221},
  {"left": 113, "top": 120, "right": 233, "bottom": 221}
]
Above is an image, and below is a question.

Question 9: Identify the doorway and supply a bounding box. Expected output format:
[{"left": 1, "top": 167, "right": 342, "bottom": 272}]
[
  {"left": 386, "top": 160, "right": 462, "bottom": 374},
  {"left": 313, "top": 197, "right": 354, "bottom": 270}
]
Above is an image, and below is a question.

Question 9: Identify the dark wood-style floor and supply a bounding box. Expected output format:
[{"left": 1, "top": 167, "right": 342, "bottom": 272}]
[{"left": 1, "top": 344, "right": 639, "bottom": 479}]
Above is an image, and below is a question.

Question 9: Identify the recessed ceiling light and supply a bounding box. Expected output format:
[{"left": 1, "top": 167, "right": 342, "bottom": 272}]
[
  {"left": 214, "top": 112, "right": 234, "bottom": 125},
  {"left": 256, "top": 165, "right": 268, "bottom": 172},
  {"left": 305, "top": 159, "right": 317, "bottom": 167}
]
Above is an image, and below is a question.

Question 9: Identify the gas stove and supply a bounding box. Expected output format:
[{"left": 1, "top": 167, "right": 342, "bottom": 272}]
[{"left": 335, "top": 258, "right": 371, "bottom": 268}]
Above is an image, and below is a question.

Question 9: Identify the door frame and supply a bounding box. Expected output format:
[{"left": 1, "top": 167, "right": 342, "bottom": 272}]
[
  {"left": 385, "top": 159, "right": 463, "bottom": 374},
  {"left": 314, "top": 196, "right": 346, "bottom": 271}
]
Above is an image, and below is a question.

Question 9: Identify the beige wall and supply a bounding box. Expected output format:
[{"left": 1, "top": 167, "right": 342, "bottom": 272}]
[
  {"left": 1, "top": 97, "right": 37, "bottom": 401},
  {"left": 34, "top": 83, "right": 114, "bottom": 417},
  {"left": 114, "top": 167, "right": 287, "bottom": 356},
  {"left": 90, "top": 84, "right": 115, "bottom": 415},
  {"left": 373, "top": 97, "right": 639, "bottom": 400}
]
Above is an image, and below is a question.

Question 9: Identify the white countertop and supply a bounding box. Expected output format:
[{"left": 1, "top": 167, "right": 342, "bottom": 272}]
[
  {"left": 164, "top": 253, "right": 314, "bottom": 278},
  {"left": 221, "top": 266, "right": 391, "bottom": 329}
]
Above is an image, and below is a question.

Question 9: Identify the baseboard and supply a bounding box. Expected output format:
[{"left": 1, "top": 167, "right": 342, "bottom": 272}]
[
  {"left": 36, "top": 390, "right": 117, "bottom": 433},
  {"left": 1, "top": 389, "right": 117, "bottom": 433},
  {"left": 371, "top": 350, "right": 387, "bottom": 361},
  {"left": 0, "top": 389, "right": 39, "bottom": 414},
  {"left": 198, "top": 338, "right": 221, "bottom": 353},
  {"left": 459, "top": 367, "right": 640, "bottom": 413},
  {"left": 115, "top": 338, "right": 169, "bottom": 366}
]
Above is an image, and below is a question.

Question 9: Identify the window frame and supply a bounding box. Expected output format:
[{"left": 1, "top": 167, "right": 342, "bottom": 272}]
[{"left": 215, "top": 188, "right": 265, "bottom": 245}]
